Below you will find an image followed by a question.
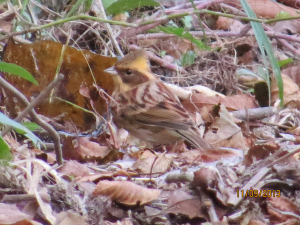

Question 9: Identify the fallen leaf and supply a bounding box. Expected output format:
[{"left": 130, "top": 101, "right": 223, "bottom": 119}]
[
  {"left": 133, "top": 150, "right": 174, "bottom": 174},
  {"left": 243, "top": 144, "right": 280, "bottom": 166},
  {"left": 73, "top": 137, "right": 111, "bottom": 159},
  {"left": 282, "top": 63, "right": 300, "bottom": 85},
  {"left": 103, "top": 218, "right": 133, "bottom": 225},
  {"left": 59, "top": 160, "right": 91, "bottom": 178},
  {"left": 267, "top": 196, "right": 300, "bottom": 223},
  {"left": 2, "top": 40, "right": 117, "bottom": 131},
  {"left": 204, "top": 104, "right": 248, "bottom": 150},
  {"left": 55, "top": 211, "right": 88, "bottom": 225},
  {"left": 0, "top": 203, "right": 30, "bottom": 224},
  {"left": 93, "top": 180, "right": 161, "bottom": 205},
  {"left": 166, "top": 190, "right": 206, "bottom": 219},
  {"left": 271, "top": 74, "right": 300, "bottom": 107},
  {"left": 62, "top": 136, "right": 111, "bottom": 161},
  {"left": 225, "top": 0, "right": 299, "bottom": 18},
  {"left": 180, "top": 148, "right": 243, "bottom": 164},
  {"left": 182, "top": 92, "right": 257, "bottom": 114}
]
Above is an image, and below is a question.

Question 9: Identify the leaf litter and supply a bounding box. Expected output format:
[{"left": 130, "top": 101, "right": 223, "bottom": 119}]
[{"left": 1, "top": 0, "right": 300, "bottom": 224}]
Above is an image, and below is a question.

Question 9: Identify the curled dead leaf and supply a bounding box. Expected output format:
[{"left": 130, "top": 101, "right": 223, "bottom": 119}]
[
  {"left": 166, "top": 190, "right": 206, "bottom": 219},
  {"left": 271, "top": 74, "right": 300, "bottom": 107},
  {"left": 93, "top": 180, "right": 161, "bottom": 205},
  {"left": 267, "top": 196, "right": 300, "bottom": 223},
  {"left": 62, "top": 137, "right": 111, "bottom": 161},
  {"left": 204, "top": 104, "right": 248, "bottom": 150},
  {"left": 133, "top": 150, "right": 174, "bottom": 174},
  {"left": 0, "top": 203, "right": 30, "bottom": 224},
  {"left": 180, "top": 148, "right": 243, "bottom": 164}
]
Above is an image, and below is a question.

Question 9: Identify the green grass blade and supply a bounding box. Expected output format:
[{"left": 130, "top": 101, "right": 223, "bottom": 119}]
[
  {"left": 0, "top": 112, "right": 42, "bottom": 146},
  {"left": 240, "top": 0, "right": 283, "bottom": 106},
  {"left": 106, "top": 0, "right": 160, "bottom": 15},
  {"left": 66, "top": 0, "right": 86, "bottom": 17},
  {"left": 0, "top": 136, "right": 13, "bottom": 164},
  {"left": 0, "top": 62, "right": 38, "bottom": 85}
]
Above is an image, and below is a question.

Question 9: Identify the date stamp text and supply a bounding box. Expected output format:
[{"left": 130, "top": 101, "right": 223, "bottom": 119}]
[{"left": 236, "top": 190, "right": 280, "bottom": 198}]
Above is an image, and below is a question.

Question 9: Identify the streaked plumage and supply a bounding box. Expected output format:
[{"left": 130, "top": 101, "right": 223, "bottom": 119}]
[{"left": 105, "top": 50, "right": 211, "bottom": 149}]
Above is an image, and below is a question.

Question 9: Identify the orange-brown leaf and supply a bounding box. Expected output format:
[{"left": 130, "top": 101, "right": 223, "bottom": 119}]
[
  {"left": 93, "top": 180, "right": 161, "bottom": 205},
  {"left": 2, "top": 40, "right": 117, "bottom": 131}
]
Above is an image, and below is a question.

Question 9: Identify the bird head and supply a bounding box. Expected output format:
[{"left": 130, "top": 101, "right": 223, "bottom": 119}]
[{"left": 105, "top": 50, "right": 156, "bottom": 92}]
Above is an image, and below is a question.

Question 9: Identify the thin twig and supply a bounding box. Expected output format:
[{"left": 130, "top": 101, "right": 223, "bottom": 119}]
[
  {"left": 1, "top": 193, "right": 50, "bottom": 203},
  {"left": 0, "top": 14, "right": 137, "bottom": 42},
  {"left": 265, "top": 146, "right": 300, "bottom": 168},
  {"left": 1, "top": 74, "right": 64, "bottom": 135},
  {"left": 133, "top": 30, "right": 300, "bottom": 44},
  {"left": 0, "top": 74, "right": 64, "bottom": 165},
  {"left": 0, "top": 5, "right": 20, "bottom": 20}
]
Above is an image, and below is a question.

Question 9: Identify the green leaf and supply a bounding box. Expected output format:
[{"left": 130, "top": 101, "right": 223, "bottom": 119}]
[
  {"left": 278, "top": 58, "right": 293, "bottom": 68},
  {"left": 159, "top": 26, "right": 209, "bottom": 50},
  {"left": 182, "top": 16, "right": 193, "bottom": 29},
  {"left": 181, "top": 51, "right": 196, "bottom": 66},
  {"left": 66, "top": 0, "right": 93, "bottom": 17},
  {"left": 240, "top": 0, "right": 283, "bottom": 106},
  {"left": 106, "top": 0, "right": 160, "bottom": 15},
  {"left": 103, "top": 0, "right": 118, "bottom": 8},
  {"left": 14, "top": 122, "right": 40, "bottom": 135},
  {"left": 0, "top": 62, "right": 38, "bottom": 85},
  {"left": 20, "top": 0, "right": 30, "bottom": 15},
  {"left": 0, "top": 136, "right": 13, "bottom": 164},
  {"left": 276, "top": 11, "right": 291, "bottom": 19},
  {"left": 0, "top": 112, "right": 42, "bottom": 146}
]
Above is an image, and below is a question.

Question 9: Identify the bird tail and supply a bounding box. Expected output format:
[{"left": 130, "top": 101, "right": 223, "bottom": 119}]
[{"left": 177, "top": 129, "right": 212, "bottom": 149}]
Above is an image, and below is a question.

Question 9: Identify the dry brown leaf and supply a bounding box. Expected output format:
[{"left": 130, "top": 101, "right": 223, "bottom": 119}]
[
  {"left": 78, "top": 170, "right": 136, "bottom": 183},
  {"left": 215, "top": 17, "right": 245, "bottom": 31},
  {"left": 103, "top": 219, "right": 133, "bottom": 225},
  {"left": 166, "top": 190, "right": 206, "bottom": 219},
  {"left": 277, "top": 0, "right": 300, "bottom": 9},
  {"left": 282, "top": 63, "right": 300, "bottom": 85},
  {"left": 243, "top": 144, "right": 280, "bottom": 166},
  {"left": 73, "top": 137, "right": 111, "bottom": 159},
  {"left": 248, "top": 220, "right": 267, "bottom": 225},
  {"left": 55, "top": 211, "right": 88, "bottom": 225},
  {"left": 180, "top": 148, "right": 242, "bottom": 164},
  {"left": 133, "top": 150, "right": 174, "bottom": 174},
  {"left": 59, "top": 160, "right": 91, "bottom": 178},
  {"left": 93, "top": 180, "right": 161, "bottom": 205},
  {"left": 2, "top": 40, "right": 117, "bottom": 132},
  {"left": 224, "top": 0, "right": 299, "bottom": 17},
  {"left": 204, "top": 104, "right": 248, "bottom": 150},
  {"left": 271, "top": 74, "right": 300, "bottom": 106},
  {"left": 11, "top": 220, "right": 43, "bottom": 225},
  {"left": 182, "top": 92, "right": 257, "bottom": 114},
  {"left": 62, "top": 137, "right": 111, "bottom": 161},
  {"left": 0, "top": 203, "right": 30, "bottom": 224},
  {"left": 267, "top": 196, "right": 300, "bottom": 223},
  {"left": 193, "top": 167, "right": 219, "bottom": 190}
]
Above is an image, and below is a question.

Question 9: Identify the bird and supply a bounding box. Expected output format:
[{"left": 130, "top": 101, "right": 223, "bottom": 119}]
[{"left": 104, "top": 49, "right": 211, "bottom": 149}]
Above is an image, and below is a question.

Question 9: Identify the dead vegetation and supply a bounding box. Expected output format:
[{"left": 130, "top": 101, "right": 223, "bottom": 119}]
[{"left": 1, "top": 0, "right": 300, "bottom": 224}]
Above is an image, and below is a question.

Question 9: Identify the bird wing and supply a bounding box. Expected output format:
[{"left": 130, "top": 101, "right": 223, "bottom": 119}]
[{"left": 116, "top": 80, "right": 195, "bottom": 131}]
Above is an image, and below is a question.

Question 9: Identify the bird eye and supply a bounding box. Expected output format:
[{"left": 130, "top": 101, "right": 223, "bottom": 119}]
[{"left": 125, "top": 69, "right": 132, "bottom": 75}]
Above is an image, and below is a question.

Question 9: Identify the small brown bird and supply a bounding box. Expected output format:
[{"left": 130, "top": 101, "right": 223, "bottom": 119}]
[{"left": 105, "top": 50, "right": 211, "bottom": 149}]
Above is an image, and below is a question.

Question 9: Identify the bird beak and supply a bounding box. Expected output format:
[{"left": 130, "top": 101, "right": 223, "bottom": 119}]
[{"left": 104, "top": 66, "right": 118, "bottom": 76}]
